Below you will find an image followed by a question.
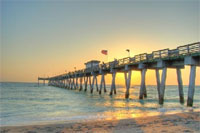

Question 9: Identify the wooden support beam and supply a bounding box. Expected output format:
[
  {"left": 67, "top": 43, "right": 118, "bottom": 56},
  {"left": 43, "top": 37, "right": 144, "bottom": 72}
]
[
  {"left": 159, "top": 67, "right": 167, "bottom": 104},
  {"left": 64, "top": 79, "right": 66, "bottom": 88},
  {"left": 71, "top": 78, "right": 73, "bottom": 89},
  {"left": 72, "top": 78, "right": 75, "bottom": 89},
  {"left": 187, "top": 65, "right": 196, "bottom": 107},
  {"left": 89, "top": 76, "right": 92, "bottom": 92},
  {"left": 176, "top": 68, "right": 184, "bottom": 104},
  {"left": 75, "top": 76, "right": 78, "bottom": 89},
  {"left": 124, "top": 70, "right": 132, "bottom": 99},
  {"left": 139, "top": 69, "right": 147, "bottom": 99},
  {"left": 66, "top": 78, "right": 69, "bottom": 88},
  {"left": 69, "top": 78, "right": 71, "bottom": 89},
  {"left": 99, "top": 74, "right": 103, "bottom": 95},
  {"left": 99, "top": 74, "right": 104, "bottom": 94},
  {"left": 143, "top": 79, "right": 147, "bottom": 98},
  {"left": 74, "top": 77, "right": 76, "bottom": 89},
  {"left": 110, "top": 71, "right": 116, "bottom": 96},
  {"left": 63, "top": 80, "right": 65, "bottom": 88},
  {"left": 155, "top": 69, "right": 161, "bottom": 100},
  {"left": 91, "top": 75, "right": 96, "bottom": 94},
  {"left": 95, "top": 76, "right": 98, "bottom": 92},
  {"left": 84, "top": 76, "right": 88, "bottom": 92},
  {"left": 74, "top": 77, "right": 77, "bottom": 89},
  {"left": 69, "top": 78, "right": 71, "bottom": 88},
  {"left": 99, "top": 73, "right": 106, "bottom": 95},
  {"left": 68, "top": 78, "right": 70, "bottom": 89},
  {"left": 63, "top": 79, "right": 65, "bottom": 88},
  {"left": 79, "top": 77, "right": 83, "bottom": 91},
  {"left": 103, "top": 74, "right": 106, "bottom": 93}
]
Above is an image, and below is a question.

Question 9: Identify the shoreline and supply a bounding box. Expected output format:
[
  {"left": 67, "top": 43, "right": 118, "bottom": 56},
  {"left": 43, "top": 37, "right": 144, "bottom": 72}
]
[
  {"left": 1, "top": 111, "right": 199, "bottom": 133},
  {"left": 1, "top": 108, "right": 199, "bottom": 127}
]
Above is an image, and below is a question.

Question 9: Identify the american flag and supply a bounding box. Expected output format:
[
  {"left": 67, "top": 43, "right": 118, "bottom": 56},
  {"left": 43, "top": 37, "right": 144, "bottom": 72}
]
[{"left": 101, "top": 50, "right": 108, "bottom": 55}]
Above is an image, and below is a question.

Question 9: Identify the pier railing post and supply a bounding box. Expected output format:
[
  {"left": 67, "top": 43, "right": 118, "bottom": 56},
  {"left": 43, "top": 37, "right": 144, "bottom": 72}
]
[
  {"left": 159, "top": 67, "right": 167, "bottom": 104},
  {"left": 176, "top": 68, "right": 184, "bottom": 104},
  {"left": 187, "top": 65, "right": 196, "bottom": 106}
]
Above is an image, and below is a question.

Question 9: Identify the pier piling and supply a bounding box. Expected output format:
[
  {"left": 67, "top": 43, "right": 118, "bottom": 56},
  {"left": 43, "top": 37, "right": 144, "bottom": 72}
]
[
  {"left": 110, "top": 71, "right": 116, "bottom": 96},
  {"left": 139, "top": 69, "right": 147, "bottom": 99},
  {"left": 176, "top": 68, "right": 184, "bottom": 104},
  {"left": 187, "top": 65, "right": 196, "bottom": 106},
  {"left": 84, "top": 76, "right": 88, "bottom": 92},
  {"left": 159, "top": 67, "right": 167, "bottom": 104},
  {"left": 124, "top": 70, "right": 132, "bottom": 99},
  {"left": 155, "top": 69, "right": 161, "bottom": 99},
  {"left": 79, "top": 77, "right": 83, "bottom": 91}
]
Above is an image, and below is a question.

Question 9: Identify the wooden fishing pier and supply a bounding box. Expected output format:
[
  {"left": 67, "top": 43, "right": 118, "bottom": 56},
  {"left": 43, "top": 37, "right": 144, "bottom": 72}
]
[{"left": 38, "top": 42, "right": 200, "bottom": 107}]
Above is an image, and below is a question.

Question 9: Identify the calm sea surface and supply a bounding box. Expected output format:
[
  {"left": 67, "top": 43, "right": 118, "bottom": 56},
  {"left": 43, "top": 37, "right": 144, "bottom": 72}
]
[{"left": 0, "top": 82, "right": 200, "bottom": 126}]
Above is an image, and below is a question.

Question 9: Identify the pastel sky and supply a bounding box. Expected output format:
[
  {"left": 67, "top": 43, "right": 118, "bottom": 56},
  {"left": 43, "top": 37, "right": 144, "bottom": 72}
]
[{"left": 1, "top": 0, "right": 199, "bottom": 85}]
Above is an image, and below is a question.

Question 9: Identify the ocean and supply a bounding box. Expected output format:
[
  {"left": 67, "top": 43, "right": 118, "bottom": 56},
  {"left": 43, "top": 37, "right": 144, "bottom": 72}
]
[{"left": 0, "top": 82, "right": 200, "bottom": 126}]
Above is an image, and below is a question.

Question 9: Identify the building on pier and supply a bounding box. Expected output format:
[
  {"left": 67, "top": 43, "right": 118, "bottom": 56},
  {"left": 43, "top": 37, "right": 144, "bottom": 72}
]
[{"left": 85, "top": 60, "right": 100, "bottom": 69}]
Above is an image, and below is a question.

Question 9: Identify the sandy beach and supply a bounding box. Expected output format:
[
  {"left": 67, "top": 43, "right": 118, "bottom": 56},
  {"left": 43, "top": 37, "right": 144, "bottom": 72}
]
[{"left": 1, "top": 111, "right": 199, "bottom": 133}]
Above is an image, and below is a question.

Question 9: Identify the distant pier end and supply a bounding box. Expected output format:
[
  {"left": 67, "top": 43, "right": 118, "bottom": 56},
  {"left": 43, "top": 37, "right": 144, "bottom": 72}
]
[
  {"left": 38, "top": 77, "right": 49, "bottom": 86},
  {"left": 38, "top": 42, "right": 200, "bottom": 107}
]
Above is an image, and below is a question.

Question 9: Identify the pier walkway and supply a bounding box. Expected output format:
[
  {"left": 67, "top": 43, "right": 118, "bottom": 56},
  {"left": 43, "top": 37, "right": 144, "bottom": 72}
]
[{"left": 38, "top": 42, "right": 200, "bottom": 106}]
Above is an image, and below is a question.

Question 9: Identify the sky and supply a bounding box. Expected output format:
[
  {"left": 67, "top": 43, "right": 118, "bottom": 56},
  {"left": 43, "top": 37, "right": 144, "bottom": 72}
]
[{"left": 1, "top": 0, "right": 199, "bottom": 85}]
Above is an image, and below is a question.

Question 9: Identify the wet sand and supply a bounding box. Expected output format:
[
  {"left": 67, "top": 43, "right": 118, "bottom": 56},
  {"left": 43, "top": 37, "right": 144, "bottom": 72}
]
[{"left": 1, "top": 111, "right": 199, "bottom": 133}]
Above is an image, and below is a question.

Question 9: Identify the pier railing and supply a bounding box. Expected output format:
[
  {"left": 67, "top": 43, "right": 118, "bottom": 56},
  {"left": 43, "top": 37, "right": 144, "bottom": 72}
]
[{"left": 49, "top": 42, "right": 199, "bottom": 79}]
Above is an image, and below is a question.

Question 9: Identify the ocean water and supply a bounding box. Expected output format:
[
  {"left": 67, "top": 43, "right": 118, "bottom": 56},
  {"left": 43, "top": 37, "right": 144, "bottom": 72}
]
[{"left": 0, "top": 82, "right": 200, "bottom": 126}]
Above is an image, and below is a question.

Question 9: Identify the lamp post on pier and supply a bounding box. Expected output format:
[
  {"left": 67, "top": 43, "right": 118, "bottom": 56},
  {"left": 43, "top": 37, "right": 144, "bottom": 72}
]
[{"left": 126, "top": 49, "right": 130, "bottom": 57}]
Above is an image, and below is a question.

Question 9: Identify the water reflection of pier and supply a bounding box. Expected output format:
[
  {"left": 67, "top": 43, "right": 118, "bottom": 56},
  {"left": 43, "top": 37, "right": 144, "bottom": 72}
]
[{"left": 38, "top": 42, "right": 200, "bottom": 107}]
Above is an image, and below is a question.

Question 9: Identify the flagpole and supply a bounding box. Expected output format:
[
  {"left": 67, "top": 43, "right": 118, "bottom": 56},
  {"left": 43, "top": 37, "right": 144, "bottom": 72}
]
[{"left": 126, "top": 49, "right": 130, "bottom": 57}]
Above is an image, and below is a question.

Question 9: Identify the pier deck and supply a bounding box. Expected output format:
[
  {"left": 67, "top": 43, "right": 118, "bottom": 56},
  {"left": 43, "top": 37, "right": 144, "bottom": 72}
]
[{"left": 38, "top": 42, "right": 200, "bottom": 106}]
